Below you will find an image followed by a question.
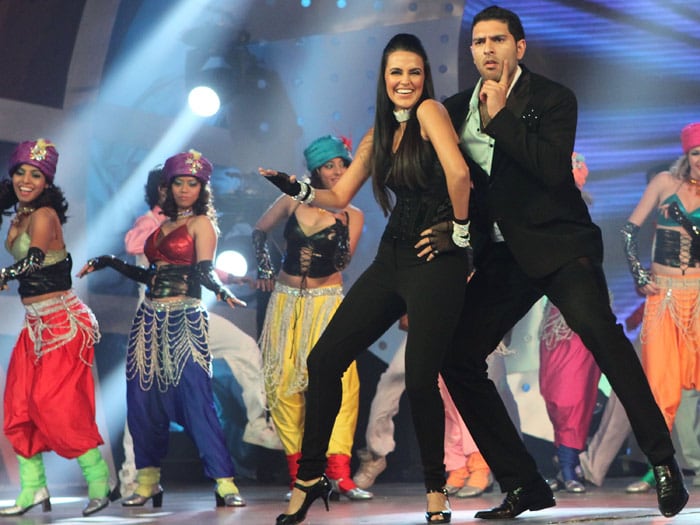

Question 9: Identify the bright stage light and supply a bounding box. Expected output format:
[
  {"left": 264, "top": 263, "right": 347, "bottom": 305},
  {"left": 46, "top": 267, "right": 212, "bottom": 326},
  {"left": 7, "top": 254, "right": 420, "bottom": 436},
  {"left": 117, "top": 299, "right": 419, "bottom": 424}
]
[
  {"left": 187, "top": 85, "right": 221, "bottom": 117},
  {"left": 216, "top": 249, "right": 248, "bottom": 277}
]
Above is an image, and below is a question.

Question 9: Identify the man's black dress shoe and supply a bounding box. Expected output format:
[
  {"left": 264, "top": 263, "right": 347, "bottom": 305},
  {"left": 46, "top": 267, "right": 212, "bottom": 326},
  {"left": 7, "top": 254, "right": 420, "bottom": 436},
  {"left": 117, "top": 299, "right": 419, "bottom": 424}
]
[
  {"left": 653, "top": 458, "right": 689, "bottom": 517},
  {"left": 474, "top": 481, "right": 555, "bottom": 520}
]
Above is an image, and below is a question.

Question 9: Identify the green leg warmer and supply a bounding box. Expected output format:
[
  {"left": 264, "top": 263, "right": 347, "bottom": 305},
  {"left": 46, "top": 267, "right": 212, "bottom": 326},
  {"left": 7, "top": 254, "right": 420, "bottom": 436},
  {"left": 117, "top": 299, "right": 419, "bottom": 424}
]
[
  {"left": 16, "top": 454, "right": 47, "bottom": 507},
  {"left": 77, "top": 448, "right": 110, "bottom": 499}
]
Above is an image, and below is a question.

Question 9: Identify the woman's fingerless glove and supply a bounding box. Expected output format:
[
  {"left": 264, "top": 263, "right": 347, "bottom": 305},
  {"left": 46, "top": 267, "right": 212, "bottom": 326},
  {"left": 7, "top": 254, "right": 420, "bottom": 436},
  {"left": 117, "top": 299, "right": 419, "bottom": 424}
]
[
  {"left": 621, "top": 222, "right": 651, "bottom": 287},
  {"left": 420, "top": 220, "right": 474, "bottom": 274},
  {"left": 0, "top": 246, "right": 45, "bottom": 285},
  {"left": 264, "top": 171, "right": 315, "bottom": 203},
  {"left": 195, "top": 260, "right": 237, "bottom": 302},
  {"left": 86, "top": 255, "right": 152, "bottom": 284},
  {"left": 252, "top": 229, "right": 274, "bottom": 280},
  {"left": 422, "top": 221, "right": 456, "bottom": 254}
]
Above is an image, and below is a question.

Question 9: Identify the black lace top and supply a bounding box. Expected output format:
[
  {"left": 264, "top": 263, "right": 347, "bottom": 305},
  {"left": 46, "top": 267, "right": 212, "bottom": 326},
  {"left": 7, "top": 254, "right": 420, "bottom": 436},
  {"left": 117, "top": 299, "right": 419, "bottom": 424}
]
[{"left": 281, "top": 211, "right": 351, "bottom": 279}]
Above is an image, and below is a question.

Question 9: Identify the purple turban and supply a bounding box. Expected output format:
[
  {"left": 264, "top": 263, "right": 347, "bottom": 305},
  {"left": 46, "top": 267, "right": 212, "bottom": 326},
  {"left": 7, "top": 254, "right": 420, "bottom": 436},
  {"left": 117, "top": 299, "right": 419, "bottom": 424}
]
[
  {"left": 8, "top": 139, "right": 59, "bottom": 182},
  {"left": 163, "top": 149, "right": 212, "bottom": 184}
]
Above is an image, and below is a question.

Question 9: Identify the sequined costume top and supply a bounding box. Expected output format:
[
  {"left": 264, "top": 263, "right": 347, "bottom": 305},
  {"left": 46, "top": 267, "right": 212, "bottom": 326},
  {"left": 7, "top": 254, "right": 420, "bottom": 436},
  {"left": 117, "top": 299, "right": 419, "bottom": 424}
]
[
  {"left": 5, "top": 231, "right": 71, "bottom": 297},
  {"left": 143, "top": 223, "right": 199, "bottom": 299},
  {"left": 144, "top": 223, "right": 195, "bottom": 265},
  {"left": 657, "top": 194, "right": 700, "bottom": 228}
]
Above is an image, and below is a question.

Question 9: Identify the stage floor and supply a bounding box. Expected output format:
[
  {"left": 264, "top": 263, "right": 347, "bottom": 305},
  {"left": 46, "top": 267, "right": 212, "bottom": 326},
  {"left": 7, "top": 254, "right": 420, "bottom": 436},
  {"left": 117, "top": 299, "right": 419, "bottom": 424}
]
[{"left": 0, "top": 478, "right": 697, "bottom": 524}]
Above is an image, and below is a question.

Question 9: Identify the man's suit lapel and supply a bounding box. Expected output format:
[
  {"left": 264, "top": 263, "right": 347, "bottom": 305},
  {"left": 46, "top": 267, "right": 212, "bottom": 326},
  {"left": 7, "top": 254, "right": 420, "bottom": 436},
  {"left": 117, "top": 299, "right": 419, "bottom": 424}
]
[
  {"left": 488, "top": 69, "right": 530, "bottom": 189},
  {"left": 505, "top": 67, "right": 531, "bottom": 119}
]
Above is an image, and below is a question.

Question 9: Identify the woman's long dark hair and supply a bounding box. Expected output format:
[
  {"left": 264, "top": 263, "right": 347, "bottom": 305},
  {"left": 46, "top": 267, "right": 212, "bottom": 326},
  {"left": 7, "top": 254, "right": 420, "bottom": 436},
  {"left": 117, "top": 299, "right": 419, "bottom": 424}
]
[
  {"left": 0, "top": 177, "right": 69, "bottom": 227},
  {"left": 161, "top": 178, "right": 219, "bottom": 234},
  {"left": 371, "top": 33, "right": 436, "bottom": 216}
]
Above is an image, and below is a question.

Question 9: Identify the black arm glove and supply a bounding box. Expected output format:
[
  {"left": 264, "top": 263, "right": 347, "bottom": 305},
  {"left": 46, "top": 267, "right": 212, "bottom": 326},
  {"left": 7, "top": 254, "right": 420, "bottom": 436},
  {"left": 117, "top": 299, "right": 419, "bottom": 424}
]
[
  {"left": 86, "top": 255, "right": 152, "bottom": 284},
  {"left": 252, "top": 229, "right": 274, "bottom": 280},
  {"left": 263, "top": 172, "right": 315, "bottom": 203},
  {"left": 620, "top": 222, "right": 652, "bottom": 287},
  {"left": 195, "top": 260, "right": 237, "bottom": 302},
  {"left": 0, "top": 246, "right": 45, "bottom": 285}
]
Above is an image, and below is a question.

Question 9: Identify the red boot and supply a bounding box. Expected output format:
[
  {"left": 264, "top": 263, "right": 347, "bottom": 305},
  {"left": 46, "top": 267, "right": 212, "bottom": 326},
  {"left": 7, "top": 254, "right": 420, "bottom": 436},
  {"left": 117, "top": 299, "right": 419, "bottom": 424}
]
[{"left": 325, "top": 454, "right": 373, "bottom": 501}]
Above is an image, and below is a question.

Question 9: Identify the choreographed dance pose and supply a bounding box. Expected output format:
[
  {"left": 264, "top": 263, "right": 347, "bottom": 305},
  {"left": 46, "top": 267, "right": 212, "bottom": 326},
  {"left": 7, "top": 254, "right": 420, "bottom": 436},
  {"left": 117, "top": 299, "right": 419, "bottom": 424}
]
[
  {"left": 0, "top": 139, "right": 115, "bottom": 517},
  {"left": 254, "top": 134, "right": 370, "bottom": 501},
  {"left": 79, "top": 150, "right": 248, "bottom": 509},
  {"left": 428, "top": 5, "right": 688, "bottom": 519},
  {"left": 620, "top": 122, "right": 700, "bottom": 492},
  {"left": 260, "top": 33, "right": 471, "bottom": 524},
  {"left": 117, "top": 166, "right": 281, "bottom": 496}
]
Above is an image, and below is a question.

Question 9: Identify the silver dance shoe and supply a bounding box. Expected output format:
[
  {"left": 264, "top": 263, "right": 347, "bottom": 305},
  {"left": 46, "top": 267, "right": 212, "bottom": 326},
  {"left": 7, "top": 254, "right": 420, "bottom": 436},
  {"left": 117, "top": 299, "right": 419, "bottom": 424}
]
[
  {"left": 122, "top": 485, "right": 164, "bottom": 507},
  {"left": 0, "top": 486, "right": 51, "bottom": 516}
]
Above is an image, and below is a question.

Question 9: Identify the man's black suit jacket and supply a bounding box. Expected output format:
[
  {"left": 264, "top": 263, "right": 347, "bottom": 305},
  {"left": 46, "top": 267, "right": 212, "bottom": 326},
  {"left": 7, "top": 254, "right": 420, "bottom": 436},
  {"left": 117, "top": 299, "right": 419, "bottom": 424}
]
[{"left": 443, "top": 65, "right": 603, "bottom": 279}]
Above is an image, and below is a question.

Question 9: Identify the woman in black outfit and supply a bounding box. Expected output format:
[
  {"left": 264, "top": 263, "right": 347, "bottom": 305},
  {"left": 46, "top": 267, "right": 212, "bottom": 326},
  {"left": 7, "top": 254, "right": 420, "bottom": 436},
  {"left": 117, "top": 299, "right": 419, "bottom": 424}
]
[{"left": 259, "top": 33, "right": 471, "bottom": 524}]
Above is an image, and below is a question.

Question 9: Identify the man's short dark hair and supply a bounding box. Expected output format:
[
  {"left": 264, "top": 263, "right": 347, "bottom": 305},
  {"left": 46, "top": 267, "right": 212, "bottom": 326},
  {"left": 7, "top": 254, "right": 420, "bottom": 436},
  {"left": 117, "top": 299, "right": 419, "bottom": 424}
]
[{"left": 472, "top": 5, "right": 525, "bottom": 42}]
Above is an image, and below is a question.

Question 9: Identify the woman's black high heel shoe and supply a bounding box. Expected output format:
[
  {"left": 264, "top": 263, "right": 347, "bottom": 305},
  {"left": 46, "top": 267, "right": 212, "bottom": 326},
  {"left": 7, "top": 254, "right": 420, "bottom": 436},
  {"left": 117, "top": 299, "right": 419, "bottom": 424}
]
[
  {"left": 276, "top": 474, "right": 332, "bottom": 525},
  {"left": 425, "top": 488, "right": 451, "bottom": 524}
]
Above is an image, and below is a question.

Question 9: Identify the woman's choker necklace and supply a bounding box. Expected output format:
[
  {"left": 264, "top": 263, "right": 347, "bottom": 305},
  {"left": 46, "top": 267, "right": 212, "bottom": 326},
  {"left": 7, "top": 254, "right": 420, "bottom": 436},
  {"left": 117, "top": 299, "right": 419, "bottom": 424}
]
[
  {"left": 16, "top": 205, "right": 35, "bottom": 215},
  {"left": 177, "top": 208, "right": 194, "bottom": 219},
  {"left": 11, "top": 206, "right": 35, "bottom": 226},
  {"left": 393, "top": 108, "right": 411, "bottom": 123},
  {"left": 687, "top": 178, "right": 700, "bottom": 195}
]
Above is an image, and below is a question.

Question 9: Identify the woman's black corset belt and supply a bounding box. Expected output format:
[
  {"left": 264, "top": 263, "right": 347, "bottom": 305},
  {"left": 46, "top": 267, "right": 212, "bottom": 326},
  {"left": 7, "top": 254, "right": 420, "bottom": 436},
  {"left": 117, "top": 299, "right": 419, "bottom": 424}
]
[
  {"left": 18, "top": 256, "right": 72, "bottom": 298},
  {"left": 653, "top": 229, "right": 700, "bottom": 268},
  {"left": 384, "top": 193, "right": 452, "bottom": 241},
  {"left": 147, "top": 263, "right": 201, "bottom": 299}
]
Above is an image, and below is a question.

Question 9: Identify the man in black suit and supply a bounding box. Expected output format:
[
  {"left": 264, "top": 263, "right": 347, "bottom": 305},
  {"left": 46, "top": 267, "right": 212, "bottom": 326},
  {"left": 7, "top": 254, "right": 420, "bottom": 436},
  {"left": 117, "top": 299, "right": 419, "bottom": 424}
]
[{"left": 433, "top": 5, "right": 688, "bottom": 520}]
